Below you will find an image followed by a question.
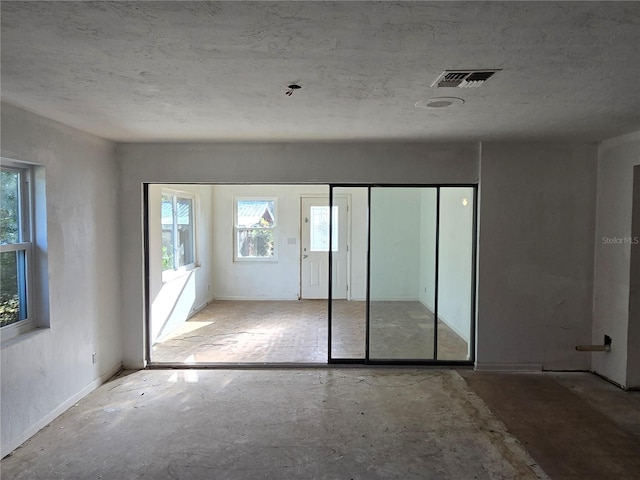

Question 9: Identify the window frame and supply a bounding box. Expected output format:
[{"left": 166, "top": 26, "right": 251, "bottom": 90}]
[
  {"left": 161, "top": 189, "right": 198, "bottom": 283},
  {"left": 233, "top": 197, "right": 278, "bottom": 262},
  {"left": 0, "top": 163, "right": 35, "bottom": 340}
]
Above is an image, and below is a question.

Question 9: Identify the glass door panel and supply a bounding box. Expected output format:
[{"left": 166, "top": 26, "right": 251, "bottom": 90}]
[
  {"left": 437, "top": 187, "right": 474, "bottom": 360},
  {"left": 329, "top": 187, "right": 367, "bottom": 360},
  {"left": 368, "top": 187, "right": 437, "bottom": 360}
]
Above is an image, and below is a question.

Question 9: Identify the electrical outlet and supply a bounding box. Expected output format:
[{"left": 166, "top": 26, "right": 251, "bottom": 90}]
[{"left": 92, "top": 352, "right": 97, "bottom": 364}]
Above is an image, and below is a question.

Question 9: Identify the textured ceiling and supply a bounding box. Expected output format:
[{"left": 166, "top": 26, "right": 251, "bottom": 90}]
[{"left": 1, "top": 1, "right": 639, "bottom": 142}]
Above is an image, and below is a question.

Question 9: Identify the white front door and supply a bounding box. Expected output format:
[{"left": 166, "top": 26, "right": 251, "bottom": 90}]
[{"left": 300, "top": 196, "right": 349, "bottom": 299}]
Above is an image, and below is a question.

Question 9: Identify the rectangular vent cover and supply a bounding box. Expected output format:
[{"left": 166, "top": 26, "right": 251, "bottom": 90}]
[{"left": 431, "top": 69, "right": 500, "bottom": 88}]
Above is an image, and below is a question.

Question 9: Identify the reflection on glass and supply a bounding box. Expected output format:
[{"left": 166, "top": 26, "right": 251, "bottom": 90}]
[
  {"left": 437, "top": 187, "right": 474, "bottom": 360},
  {"left": 330, "top": 188, "right": 366, "bottom": 359},
  {"left": 368, "top": 188, "right": 437, "bottom": 360}
]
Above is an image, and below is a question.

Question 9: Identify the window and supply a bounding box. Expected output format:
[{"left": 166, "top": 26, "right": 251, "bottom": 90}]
[
  {"left": 1, "top": 164, "right": 33, "bottom": 337},
  {"left": 161, "top": 192, "right": 196, "bottom": 276},
  {"left": 310, "top": 205, "right": 338, "bottom": 252},
  {"left": 234, "top": 198, "right": 277, "bottom": 261}
]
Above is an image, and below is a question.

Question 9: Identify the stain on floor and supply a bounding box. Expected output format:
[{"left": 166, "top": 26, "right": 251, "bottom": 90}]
[{"left": 462, "top": 372, "right": 640, "bottom": 480}]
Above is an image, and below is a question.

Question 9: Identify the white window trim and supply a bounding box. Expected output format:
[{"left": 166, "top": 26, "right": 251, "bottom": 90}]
[
  {"left": 161, "top": 189, "right": 198, "bottom": 284},
  {"left": 1, "top": 162, "right": 35, "bottom": 341},
  {"left": 0, "top": 243, "right": 34, "bottom": 340},
  {"left": 233, "top": 196, "right": 278, "bottom": 262}
]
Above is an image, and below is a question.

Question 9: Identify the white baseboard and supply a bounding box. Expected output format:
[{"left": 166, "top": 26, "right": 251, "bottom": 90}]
[
  {"left": 370, "top": 297, "right": 420, "bottom": 302},
  {"left": 213, "top": 296, "right": 299, "bottom": 301},
  {"left": 417, "top": 299, "right": 471, "bottom": 344},
  {"left": 419, "top": 299, "right": 435, "bottom": 313},
  {"left": 436, "top": 313, "right": 470, "bottom": 343},
  {"left": 213, "top": 296, "right": 369, "bottom": 302},
  {"left": 189, "top": 297, "right": 214, "bottom": 316},
  {"left": 1, "top": 362, "right": 122, "bottom": 458},
  {"left": 475, "top": 363, "right": 543, "bottom": 372}
]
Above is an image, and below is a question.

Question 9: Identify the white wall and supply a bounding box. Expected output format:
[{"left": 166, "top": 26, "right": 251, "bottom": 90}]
[
  {"left": 211, "top": 184, "right": 327, "bottom": 300},
  {"left": 148, "top": 184, "right": 214, "bottom": 344},
  {"left": 369, "top": 188, "right": 421, "bottom": 300},
  {"left": 418, "top": 189, "right": 437, "bottom": 310},
  {"left": 477, "top": 143, "right": 597, "bottom": 371},
  {"left": 416, "top": 188, "right": 474, "bottom": 344},
  {"left": 118, "top": 142, "right": 479, "bottom": 367},
  {"left": 0, "top": 103, "right": 122, "bottom": 456},
  {"left": 592, "top": 131, "right": 640, "bottom": 388}
]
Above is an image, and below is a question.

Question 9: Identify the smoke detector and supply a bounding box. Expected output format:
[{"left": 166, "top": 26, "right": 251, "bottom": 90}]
[
  {"left": 415, "top": 97, "right": 464, "bottom": 109},
  {"left": 431, "top": 70, "right": 500, "bottom": 88}
]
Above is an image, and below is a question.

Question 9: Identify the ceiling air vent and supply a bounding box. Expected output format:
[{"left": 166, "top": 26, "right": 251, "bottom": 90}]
[{"left": 431, "top": 69, "right": 500, "bottom": 88}]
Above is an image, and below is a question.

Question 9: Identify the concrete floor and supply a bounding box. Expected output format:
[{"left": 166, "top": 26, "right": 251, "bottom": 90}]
[
  {"left": 152, "top": 300, "right": 469, "bottom": 363},
  {"left": 3, "top": 370, "right": 638, "bottom": 480},
  {"left": 1, "top": 369, "right": 546, "bottom": 480}
]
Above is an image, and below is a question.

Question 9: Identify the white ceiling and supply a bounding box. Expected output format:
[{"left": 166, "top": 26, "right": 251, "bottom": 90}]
[{"left": 1, "top": 1, "right": 639, "bottom": 142}]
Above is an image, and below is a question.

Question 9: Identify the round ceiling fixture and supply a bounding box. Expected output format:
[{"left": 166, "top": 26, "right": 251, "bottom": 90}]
[{"left": 415, "top": 97, "right": 465, "bottom": 109}]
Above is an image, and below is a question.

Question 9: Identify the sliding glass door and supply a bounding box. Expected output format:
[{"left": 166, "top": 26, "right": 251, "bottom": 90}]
[
  {"left": 329, "top": 185, "right": 476, "bottom": 364},
  {"left": 437, "top": 187, "right": 475, "bottom": 361},
  {"left": 369, "top": 187, "right": 437, "bottom": 360},
  {"left": 329, "top": 187, "right": 367, "bottom": 359}
]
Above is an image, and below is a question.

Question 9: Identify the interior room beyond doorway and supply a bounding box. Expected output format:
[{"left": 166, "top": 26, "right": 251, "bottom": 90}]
[{"left": 146, "top": 183, "right": 475, "bottom": 365}]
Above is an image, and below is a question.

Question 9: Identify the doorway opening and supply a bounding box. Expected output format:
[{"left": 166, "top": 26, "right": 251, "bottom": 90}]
[{"left": 144, "top": 183, "right": 476, "bottom": 366}]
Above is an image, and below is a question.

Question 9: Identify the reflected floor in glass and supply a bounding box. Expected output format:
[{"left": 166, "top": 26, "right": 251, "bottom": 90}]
[
  {"left": 370, "top": 301, "right": 469, "bottom": 361},
  {"left": 152, "top": 300, "right": 468, "bottom": 363}
]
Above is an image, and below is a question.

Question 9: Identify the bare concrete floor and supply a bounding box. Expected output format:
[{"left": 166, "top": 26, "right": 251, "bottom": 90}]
[
  {"left": 152, "top": 300, "right": 469, "bottom": 363},
  {"left": 1, "top": 369, "right": 547, "bottom": 480},
  {"left": 4, "top": 370, "right": 637, "bottom": 480}
]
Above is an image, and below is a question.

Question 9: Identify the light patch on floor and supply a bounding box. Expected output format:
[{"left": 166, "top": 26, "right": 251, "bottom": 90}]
[{"left": 160, "top": 321, "right": 214, "bottom": 342}]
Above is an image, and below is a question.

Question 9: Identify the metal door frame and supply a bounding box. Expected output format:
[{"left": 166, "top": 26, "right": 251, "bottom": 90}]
[{"left": 328, "top": 184, "right": 478, "bottom": 366}]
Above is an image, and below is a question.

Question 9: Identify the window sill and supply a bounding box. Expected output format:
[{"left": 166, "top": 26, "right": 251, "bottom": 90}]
[
  {"left": 162, "top": 265, "right": 199, "bottom": 284},
  {"left": 1, "top": 325, "right": 50, "bottom": 348},
  {"left": 233, "top": 258, "right": 279, "bottom": 263}
]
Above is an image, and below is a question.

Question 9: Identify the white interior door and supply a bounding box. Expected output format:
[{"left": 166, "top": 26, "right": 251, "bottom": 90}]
[{"left": 301, "top": 196, "right": 348, "bottom": 299}]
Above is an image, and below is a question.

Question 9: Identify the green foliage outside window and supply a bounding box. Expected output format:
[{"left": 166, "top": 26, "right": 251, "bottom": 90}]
[
  {"left": 162, "top": 245, "right": 174, "bottom": 271},
  {"left": 1, "top": 170, "right": 21, "bottom": 326}
]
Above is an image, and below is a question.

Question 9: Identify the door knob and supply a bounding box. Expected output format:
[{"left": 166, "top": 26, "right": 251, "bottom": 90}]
[{"left": 303, "top": 254, "right": 308, "bottom": 259}]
